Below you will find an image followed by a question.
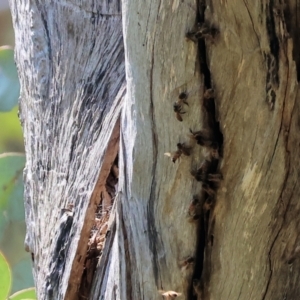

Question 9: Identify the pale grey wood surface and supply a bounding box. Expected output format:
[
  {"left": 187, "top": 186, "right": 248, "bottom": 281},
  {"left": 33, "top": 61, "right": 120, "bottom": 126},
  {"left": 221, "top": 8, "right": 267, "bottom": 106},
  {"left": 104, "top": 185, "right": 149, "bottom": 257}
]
[{"left": 10, "top": 0, "right": 125, "bottom": 298}]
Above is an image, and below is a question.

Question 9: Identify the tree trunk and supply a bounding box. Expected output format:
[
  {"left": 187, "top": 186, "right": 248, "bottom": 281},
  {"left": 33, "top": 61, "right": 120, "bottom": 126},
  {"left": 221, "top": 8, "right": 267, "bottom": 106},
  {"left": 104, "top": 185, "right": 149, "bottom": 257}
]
[{"left": 10, "top": 0, "right": 300, "bottom": 299}]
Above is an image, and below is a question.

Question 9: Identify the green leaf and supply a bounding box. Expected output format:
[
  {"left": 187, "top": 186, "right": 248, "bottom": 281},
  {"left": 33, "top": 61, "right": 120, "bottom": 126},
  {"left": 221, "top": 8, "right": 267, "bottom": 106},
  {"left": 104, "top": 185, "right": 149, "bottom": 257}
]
[
  {"left": 0, "top": 251, "right": 12, "bottom": 299},
  {"left": 0, "top": 46, "right": 20, "bottom": 112},
  {"left": 0, "top": 107, "right": 25, "bottom": 153},
  {"left": 0, "top": 153, "right": 34, "bottom": 294},
  {"left": 8, "top": 287, "right": 36, "bottom": 300},
  {"left": 0, "top": 153, "right": 25, "bottom": 217}
]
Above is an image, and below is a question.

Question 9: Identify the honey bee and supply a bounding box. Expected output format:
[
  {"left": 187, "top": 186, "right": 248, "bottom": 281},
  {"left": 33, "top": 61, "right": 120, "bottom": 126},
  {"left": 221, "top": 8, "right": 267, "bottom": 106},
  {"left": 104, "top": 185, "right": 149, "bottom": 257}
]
[
  {"left": 188, "top": 195, "right": 203, "bottom": 220},
  {"left": 178, "top": 91, "right": 189, "bottom": 104},
  {"left": 203, "top": 196, "right": 214, "bottom": 211},
  {"left": 193, "top": 279, "right": 202, "bottom": 298},
  {"left": 189, "top": 128, "right": 218, "bottom": 149},
  {"left": 191, "top": 164, "right": 223, "bottom": 183},
  {"left": 164, "top": 143, "right": 192, "bottom": 163},
  {"left": 202, "top": 183, "right": 216, "bottom": 198},
  {"left": 159, "top": 290, "right": 182, "bottom": 299},
  {"left": 177, "top": 142, "right": 192, "bottom": 156},
  {"left": 173, "top": 92, "right": 189, "bottom": 121},
  {"left": 203, "top": 88, "right": 214, "bottom": 99},
  {"left": 179, "top": 256, "right": 195, "bottom": 271},
  {"left": 208, "top": 173, "right": 223, "bottom": 182},
  {"left": 173, "top": 102, "right": 186, "bottom": 121},
  {"left": 190, "top": 159, "right": 211, "bottom": 182},
  {"left": 186, "top": 23, "right": 219, "bottom": 43},
  {"left": 191, "top": 160, "right": 222, "bottom": 184}
]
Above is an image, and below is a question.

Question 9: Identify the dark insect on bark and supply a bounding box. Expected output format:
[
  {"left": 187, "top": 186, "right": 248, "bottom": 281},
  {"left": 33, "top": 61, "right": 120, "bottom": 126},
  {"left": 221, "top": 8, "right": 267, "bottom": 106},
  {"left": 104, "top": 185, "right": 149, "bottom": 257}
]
[
  {"left": 189, "top": 128, "right": 219, "bottom": 150},
  {"left": 191, "top": 165, "right": 222, "bottom": 184},
  {"left": 173, "top": 102, "right": 186, "bottom": 121},
  {"left": 179, "top": 256, "right": 195, "bottom": 271},
  {"left": 203, "top": 88, "right": 214, "bottom": 99},
  {"left": 190, "top": 159, "right": 222, "bottom": 203},
  {"left": 193, "top": 278, "right": 203, "bottom": 298},
  {"left": 164, "top": 142, "right": 192, "bottom": 163},
  {"left": 188, "top": 195, "right": 203, "bottom": 220},
  {"left": 186, "top": 23, "right": 219, "bottom": 43},
  {"left": 173, "top": 92, "right": 189, "bottom": 121},
  {"left": 178, "top": 91, "right": 189, "bottom": 104}
]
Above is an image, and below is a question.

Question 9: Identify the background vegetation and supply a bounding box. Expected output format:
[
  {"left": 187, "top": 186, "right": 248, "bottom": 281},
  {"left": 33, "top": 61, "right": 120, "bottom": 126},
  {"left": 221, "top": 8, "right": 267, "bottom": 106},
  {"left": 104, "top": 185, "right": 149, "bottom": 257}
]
[{"left": 0, "top": 2, "right": 36, "bottom": 299}]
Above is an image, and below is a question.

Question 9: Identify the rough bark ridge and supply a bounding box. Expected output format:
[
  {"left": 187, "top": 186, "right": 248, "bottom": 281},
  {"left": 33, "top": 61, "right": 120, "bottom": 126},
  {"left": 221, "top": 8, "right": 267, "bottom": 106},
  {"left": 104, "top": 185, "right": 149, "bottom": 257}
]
[
  {"left": 92, "top": 0, "right": 206, "bottom": 297},
  {"left": 10, "top": 0, "right": 125, "bottom": 298}
]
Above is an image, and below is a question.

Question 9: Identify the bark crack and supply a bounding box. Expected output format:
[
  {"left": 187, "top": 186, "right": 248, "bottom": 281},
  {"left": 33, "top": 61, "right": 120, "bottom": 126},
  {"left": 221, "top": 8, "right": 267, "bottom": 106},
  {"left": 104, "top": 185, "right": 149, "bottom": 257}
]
[
  {"left": 65, "top": 117, "right": 121, "bottom": 300},
  {"left": 262, "top": 38, "right": 292, "bottom": 299},
  {"left": 262, "top": 182, "right": 295, "bottom": 300},
  {"left": 121, "top": 204, "right": 133, "bottom": 300},
  {"left": 144, "top": 1, "right": 153, "bottom": 46},
  {"left": 264, "top": 0, "right": 280, "bottom": 110},
  {"left": 148, "top": 10, "right": 161, "bottom": 288},
  {"left": 243, "top": 0, "right": 261, "bottom": 48},
  {"left": 188, "top": 1, "right": 224, "bottom": 299}
]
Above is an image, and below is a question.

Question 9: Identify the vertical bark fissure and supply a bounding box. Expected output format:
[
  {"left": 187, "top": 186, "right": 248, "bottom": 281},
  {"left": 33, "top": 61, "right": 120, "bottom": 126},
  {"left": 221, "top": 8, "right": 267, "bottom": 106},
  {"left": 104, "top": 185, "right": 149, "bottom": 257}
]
[
  {"left": 78, "top": 158, "right": 119, "bottom": 299},
  {"left": 243, "top": 0, "right": 261, "bottom": 47},
  {"left": 66, "top": 117, "right": 121, "bottom": 299},
  {"left": 265, "top": 0, "right": 280, "bottom": 110},
  {"left": 189, "top": 0, "right": 224, "bottom": 298},
  {"left": 120, "top": 205, "right": 133, "bottom": 300},
  {"left": 262, "top": 181, "right": 295, "bottom": 300},
  {"left": 290, "top": 0, "right": 300, "bottom": 80},
  {"left": 262, "top": 28, "right": 294, "bottom": 298},
  {"left": 148, "top": 30, "right": 160, "bottom": 286}
]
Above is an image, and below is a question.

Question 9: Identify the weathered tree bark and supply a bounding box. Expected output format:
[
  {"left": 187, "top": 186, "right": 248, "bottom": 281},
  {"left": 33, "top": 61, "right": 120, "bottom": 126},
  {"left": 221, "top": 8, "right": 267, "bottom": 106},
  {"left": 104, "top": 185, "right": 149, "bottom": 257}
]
[
  {"left": 10, "top": 0, "right": 125, "bottom": 299},
  {"left": 9, "top": 0, "right": 300, "bottom": 299}
]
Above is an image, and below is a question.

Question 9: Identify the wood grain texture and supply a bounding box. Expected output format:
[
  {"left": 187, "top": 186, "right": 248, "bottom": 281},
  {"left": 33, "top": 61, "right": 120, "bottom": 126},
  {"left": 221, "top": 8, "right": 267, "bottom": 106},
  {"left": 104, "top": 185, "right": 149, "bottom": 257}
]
[
  {"left": 205, "top": 1, "right": 300, "bottom": 299},
  {"left": 102, "top": 0, "right": 207, "bottom": 298},
  {"left": 9, "top": 0, "right": 125, "bottom": 298},
  {"left": 95, "top": 0, "right": 300, "bottom": 299}
]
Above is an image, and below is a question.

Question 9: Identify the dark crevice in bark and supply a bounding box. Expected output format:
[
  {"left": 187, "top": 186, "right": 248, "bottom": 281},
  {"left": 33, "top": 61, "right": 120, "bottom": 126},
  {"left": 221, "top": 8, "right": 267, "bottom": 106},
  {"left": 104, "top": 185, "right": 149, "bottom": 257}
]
[
  {"left": 282, "top": 1, "right": 300, "bottom": 81},
  {"left": 263, "top": 61, "right": 293, "bottom": 298},
  {"left": 78, "top": 157, "right": 119, "bottom": 300},
  {"left": 188, "top": 1, "right": 224, "bottom": 299},
  {"left": 45, "top": 211, "right": 74, "bottom": 299},
  {"left": 121, "top": 205, "right": 133, "bottom": 300},
  {"left": 264, "top": 0, "right": 280, "bottom": 110},
  {"left": 68, "top": 117, "right": 121, "bottom": 300},
  {"left": 267, "top": 1, "right": 280, "bottom": 64},
  {"left": 148, "top": 34, "right": 161, "bottom": 286}
]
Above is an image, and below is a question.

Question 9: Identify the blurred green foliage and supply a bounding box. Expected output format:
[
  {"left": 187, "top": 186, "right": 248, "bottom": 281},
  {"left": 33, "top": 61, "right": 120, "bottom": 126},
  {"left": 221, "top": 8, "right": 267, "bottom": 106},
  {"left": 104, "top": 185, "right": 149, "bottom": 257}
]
[
  {"left": 0, "top": 46, "right": 20, "bottom": 112},
  {"left": 0, "top": 46, "right": 23, "bottom": 154},
  {"left": 8, "top": 288, "right": 36, "bottom": 300},
  {"left": 0, "top": 106, "right": 24, "bottom": 153},
  {"left": 0, "top": 251, "right": 11, "bottom": 300},
  {"left": 0, "top": 8, "right": 36, "bottom": 298},
  {"left": 0, "top": 39, "right": 35, "bottom": 298},
  {"left": 0, "top": 153, "right": 35, "bottom": 297}
]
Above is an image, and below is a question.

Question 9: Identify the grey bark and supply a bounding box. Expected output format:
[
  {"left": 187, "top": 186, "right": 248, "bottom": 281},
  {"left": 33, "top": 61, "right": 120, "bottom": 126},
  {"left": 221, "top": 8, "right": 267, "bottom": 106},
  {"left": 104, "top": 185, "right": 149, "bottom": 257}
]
[
  {"left": 10, "top": 0, "right": 125, "bottom": 298},
  {"left": 9, "top": 0, "right": 300, "bottom": 299}
]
